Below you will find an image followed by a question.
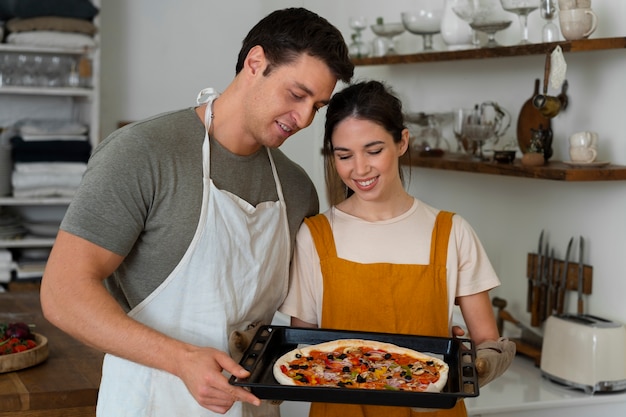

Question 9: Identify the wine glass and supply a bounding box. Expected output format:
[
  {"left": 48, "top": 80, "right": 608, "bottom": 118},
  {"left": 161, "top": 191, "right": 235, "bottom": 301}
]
[
  {"left": 500, "top": 0, "right": 541, "bottom": 44},
  {"left": 370, "top": 21, "right": 405, "bottom": 56},
  {"left": 470, "top": 19, "right": 512, "bottom": 47},
  {"left": 401, "top": 1, "right": 445, "bottom": 52}
]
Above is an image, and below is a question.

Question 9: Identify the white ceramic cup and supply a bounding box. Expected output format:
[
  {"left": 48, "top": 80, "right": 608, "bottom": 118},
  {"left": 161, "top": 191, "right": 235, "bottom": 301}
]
[
  {"left": 558, "top": 0, "right": 591, "bottom": 10},
  {"left": 569, "top": 131, "right": 598, "bottom": 163},
  {"left": 559, "top": 8, "right": 598, "bottom": 40}
]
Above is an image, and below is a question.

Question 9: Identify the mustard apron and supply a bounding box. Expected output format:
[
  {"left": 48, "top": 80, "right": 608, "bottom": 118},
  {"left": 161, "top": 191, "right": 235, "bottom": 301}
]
[
  {"left": 96, "top": 89, "right": 289, "bottom": 417},
  {"left": 305, "top": 210, "right": 466, "bottom": 417}
]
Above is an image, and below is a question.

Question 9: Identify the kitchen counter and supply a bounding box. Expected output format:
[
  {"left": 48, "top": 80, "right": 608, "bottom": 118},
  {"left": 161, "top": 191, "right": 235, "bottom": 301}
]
[
  {"left": 280, "top": 355, "right": 626, "bottom": 417},
  {"left": 0, "top": 291, "right": 104, "bottom": 417},
  {"left": 465, "top": 356, "right": 626, "bottom": 417}
]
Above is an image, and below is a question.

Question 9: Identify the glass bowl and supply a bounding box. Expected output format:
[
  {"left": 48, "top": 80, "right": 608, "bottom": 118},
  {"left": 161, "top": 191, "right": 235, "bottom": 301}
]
[{"left": 401, "top": 5, "right": 444, "bottom": 51}]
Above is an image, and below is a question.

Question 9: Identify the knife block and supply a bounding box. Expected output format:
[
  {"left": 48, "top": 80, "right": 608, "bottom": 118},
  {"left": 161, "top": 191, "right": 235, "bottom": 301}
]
[{"left": 526, "top": 253, "right": 592, "bottom": 295}]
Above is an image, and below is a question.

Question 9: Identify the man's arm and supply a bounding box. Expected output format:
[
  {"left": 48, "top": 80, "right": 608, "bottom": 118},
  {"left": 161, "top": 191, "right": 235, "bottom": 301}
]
[{"left": 40, "top": 230, "right": 260, "bottom": 413}]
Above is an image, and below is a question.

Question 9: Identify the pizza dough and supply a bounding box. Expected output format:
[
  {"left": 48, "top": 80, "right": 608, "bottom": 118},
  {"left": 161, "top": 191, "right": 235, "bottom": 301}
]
[{"left": 273, "top": 339, "right": 448, "bottom": 393}]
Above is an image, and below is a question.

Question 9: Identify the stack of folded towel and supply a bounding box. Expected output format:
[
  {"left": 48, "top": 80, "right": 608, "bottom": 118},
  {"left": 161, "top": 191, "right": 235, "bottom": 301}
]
[
  {"left": 0, "top": 248, "right": 13, "bottom": 284},
  {"left": 10, "top": 118, "right": 90, "bottom": 198},
  {"left": 1, "top": 0, "right": 99, "bottom": 49}
]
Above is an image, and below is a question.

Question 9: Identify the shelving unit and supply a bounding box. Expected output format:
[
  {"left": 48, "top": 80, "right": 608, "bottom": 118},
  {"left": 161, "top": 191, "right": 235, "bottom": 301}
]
[
  {"left": 0, "top": 5, "right": 100, "bottom": 285},
  {"left": 353, "top": 37, "right": 626, "bottom": 182}
]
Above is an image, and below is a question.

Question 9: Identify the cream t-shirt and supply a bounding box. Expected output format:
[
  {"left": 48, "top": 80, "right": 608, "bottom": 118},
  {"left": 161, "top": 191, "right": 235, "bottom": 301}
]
[{"left": 279, "top": 198, "right": 500, "bottom": 330}]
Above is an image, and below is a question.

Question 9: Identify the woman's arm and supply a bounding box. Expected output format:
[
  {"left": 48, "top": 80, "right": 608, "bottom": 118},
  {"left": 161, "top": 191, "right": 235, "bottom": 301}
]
[{"left": 456, "top": 290, "right": 500, "bottom": 345}]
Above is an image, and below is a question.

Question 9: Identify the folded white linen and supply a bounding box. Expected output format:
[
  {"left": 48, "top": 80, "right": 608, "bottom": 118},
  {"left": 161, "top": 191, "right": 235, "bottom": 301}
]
[
  {"left": 19, "top": 134, "right": 89, "bottom": 141},
  {"left": 16, "top": 119, "right": 89, "bottom": 136},
  {"left": 6, "top": 30, "right": 97, "bottom": 49},
  {"left": 0, "top": 249, "right": 12, "bottom": 263},
  {"left": 12, "top": 186, "right": 77, "bottom": 198},
  {"left": 14, "top": 162, "right": 87, "bottom": 174},
  {"left": 12, "top": 171, "right": 83, "bottom": 189}
]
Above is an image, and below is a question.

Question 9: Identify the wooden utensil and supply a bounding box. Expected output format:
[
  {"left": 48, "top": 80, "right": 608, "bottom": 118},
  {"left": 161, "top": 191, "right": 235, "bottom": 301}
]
[{"left": 517, "top": 78, "right": 552, "bottom": 153}]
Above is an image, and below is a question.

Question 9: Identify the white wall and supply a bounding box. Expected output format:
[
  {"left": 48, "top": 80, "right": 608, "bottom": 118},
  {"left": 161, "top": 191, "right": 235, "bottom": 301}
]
[{"left": 99, "top": 0, "right": 626, "bottom": 339}]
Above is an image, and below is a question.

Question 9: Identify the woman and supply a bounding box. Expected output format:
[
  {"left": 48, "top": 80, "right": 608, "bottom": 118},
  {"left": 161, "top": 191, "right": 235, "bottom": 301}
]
[{"left": 279, "top": 80, "right": 514, "bottom": 417}]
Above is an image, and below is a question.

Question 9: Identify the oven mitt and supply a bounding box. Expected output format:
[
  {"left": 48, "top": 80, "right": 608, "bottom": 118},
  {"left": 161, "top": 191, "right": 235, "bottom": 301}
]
[
  {"left": 228, "top": 320, "right": 265, "bottom": 363},
  {"left": 228, "top": 321, "right": 284, "bottom": 409},
  {"left": 475, "top": 337, "right": 516, "bottom": 387}
]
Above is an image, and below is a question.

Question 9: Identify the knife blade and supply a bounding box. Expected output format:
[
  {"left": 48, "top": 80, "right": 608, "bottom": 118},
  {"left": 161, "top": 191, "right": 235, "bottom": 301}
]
[
  {"left": 530, "top": 238, "right": 544, "bottom": 326},
  {"left": 557, "top": 237, "right": 574, "bottom": 315},
  {"left": 578, "top": 236, "right": 585, "bottom": 314},
  {"left": 529, "top": 230, "right": 544, "bottom": 312}
]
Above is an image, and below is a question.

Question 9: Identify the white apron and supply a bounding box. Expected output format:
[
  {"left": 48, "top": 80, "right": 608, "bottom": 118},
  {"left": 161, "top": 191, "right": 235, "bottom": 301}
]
[{"left": 97, "top": 88, "right": 290, "bottom": 417}]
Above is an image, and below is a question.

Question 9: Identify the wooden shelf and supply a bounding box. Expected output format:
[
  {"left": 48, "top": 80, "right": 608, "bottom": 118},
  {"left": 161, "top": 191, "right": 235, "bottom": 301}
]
[
  {"left": 402, "top": 154, "right": 626, "bottom": 181},
  {"left": 352, "top": 37, "right": 626, "bottom": 66}
]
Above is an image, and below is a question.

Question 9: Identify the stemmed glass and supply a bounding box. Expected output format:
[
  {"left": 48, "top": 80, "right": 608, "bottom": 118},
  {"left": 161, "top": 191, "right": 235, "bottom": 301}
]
[
  {"left": 470, "top": 20, "right": 512, "bottom": 47},
  {"left": 348, "top": 16, "right": 371, "bottom": 59},
  {"left": 500, "top": 0, "right": 541, "bottom": 44},
  {"left": 401, "top": 1, "right": 445, "bottom": 52},
  {"left": 370, "top": 20, "right": 405, "bottom": 56},
  {"left": 452, "top": 0, "right": 481, "bottom": 48},
  {"left": 454, "top": 0, "right": 512, "bottom": 48},
  {"left": 463, "top": 120, "right": 495, "bottom": 160}
]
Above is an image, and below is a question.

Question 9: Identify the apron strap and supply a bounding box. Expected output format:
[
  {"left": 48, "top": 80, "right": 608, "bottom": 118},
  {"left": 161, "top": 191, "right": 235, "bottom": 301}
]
[
  {"left": 304, "top": 214, "right": 336, "bottom": 260},
  {"left": 430, "top": 210, "right": 455, "bottom": 267}
]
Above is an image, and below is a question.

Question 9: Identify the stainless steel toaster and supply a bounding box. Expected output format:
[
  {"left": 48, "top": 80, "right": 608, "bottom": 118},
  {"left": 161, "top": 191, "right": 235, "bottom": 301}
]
[{"left": 540, "top": 313, "right": 626, "bottom": 394}]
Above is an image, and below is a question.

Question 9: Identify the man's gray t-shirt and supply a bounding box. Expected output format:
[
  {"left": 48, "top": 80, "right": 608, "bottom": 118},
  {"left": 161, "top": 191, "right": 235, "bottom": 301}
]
[{"left": 61, "top": 108, "right": 318, "bottom": 311}]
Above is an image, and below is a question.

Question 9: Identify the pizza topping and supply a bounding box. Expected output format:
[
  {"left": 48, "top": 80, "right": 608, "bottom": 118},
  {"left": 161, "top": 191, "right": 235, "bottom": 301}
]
[{"left": 274, "top": 341, "right": 448, "bottom": 392}]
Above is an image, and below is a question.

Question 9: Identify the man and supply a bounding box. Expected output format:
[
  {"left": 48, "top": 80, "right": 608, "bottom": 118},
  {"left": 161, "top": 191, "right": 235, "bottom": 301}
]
[{"left": 40, "top": 8, "right": 353, "bottom": 417}]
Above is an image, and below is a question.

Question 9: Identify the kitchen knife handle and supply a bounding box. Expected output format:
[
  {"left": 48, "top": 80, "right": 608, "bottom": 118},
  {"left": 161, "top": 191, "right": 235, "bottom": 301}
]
[
  {"left": 531, "top": 286, "right": 541, "bottom": 327},
  {"left": 538, "top": 283, "right": 547, "bottom": 324},
  {"left": 556, "top": 289, "right": 564, "bottom": 315},
  {"left": 546, "top": 287, "right": 553, "bottom": 318}
]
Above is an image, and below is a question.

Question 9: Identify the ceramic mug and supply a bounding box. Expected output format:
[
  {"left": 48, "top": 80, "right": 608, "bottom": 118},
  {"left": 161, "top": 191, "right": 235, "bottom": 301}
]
[
  {"left": 559, "top": 8, "right": 598, "bottom": 40},
  {"left": 558, "top": 0, "right": 591, "bottom": 10},
  {"left": 569, "top": 131, "right": 598, "bottom": 163}
]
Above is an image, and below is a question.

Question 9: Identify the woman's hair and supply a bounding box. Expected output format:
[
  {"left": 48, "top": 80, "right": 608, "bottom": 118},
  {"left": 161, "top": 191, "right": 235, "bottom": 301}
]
[
  {"left": 323, "top": 80, "right": 408, "bottom": 205},
  {"left": 236, "top": 8, "right": 354, "bottom": 83}
]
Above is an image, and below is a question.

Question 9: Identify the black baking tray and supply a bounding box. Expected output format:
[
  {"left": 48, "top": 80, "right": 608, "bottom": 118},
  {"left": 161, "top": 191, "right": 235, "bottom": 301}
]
[{"left": 229, "top": 326, "right": 479, "bottom": 409}]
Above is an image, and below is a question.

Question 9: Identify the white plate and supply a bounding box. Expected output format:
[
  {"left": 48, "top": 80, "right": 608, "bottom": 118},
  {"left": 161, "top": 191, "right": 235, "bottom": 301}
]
[{"left": 562, "top": 160, "right": 610, "bottom": 167}]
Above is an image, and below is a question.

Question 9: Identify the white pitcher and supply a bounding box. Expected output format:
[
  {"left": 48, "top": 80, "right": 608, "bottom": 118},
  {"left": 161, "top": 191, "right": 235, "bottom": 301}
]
[{"left": 441, "top": 0, "right": 474, "bottom": 49}]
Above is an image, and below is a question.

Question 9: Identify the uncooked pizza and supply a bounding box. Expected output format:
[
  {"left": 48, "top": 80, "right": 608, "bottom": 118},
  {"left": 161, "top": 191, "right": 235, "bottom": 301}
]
[{"left": 273, "top": 339, "right": 448, "bottom": 392}]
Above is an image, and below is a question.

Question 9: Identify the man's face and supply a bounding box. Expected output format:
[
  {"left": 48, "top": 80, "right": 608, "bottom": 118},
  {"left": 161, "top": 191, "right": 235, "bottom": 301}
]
[{"left": 242, "top": 52, "right": 337, "bottom": 151}]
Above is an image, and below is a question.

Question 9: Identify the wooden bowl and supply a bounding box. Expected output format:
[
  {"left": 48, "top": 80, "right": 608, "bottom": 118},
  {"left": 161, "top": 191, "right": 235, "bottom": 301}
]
[{"left": 0, "top": 333, "right": 49, "bottom": 373}]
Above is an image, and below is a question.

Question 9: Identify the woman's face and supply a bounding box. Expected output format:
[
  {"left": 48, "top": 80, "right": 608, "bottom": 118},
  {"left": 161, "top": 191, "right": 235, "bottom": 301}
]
[{"left": 331, "top": 117, "right": 408, "bottom": 203}]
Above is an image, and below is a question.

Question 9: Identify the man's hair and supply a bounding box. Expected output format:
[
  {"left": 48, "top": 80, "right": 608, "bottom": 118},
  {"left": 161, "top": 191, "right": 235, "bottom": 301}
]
[{"left": 236, "top": 8, "right": 353, "bottom": 83}]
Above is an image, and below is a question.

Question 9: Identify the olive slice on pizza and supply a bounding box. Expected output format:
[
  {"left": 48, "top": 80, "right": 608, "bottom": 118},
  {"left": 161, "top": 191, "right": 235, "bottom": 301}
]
[{"left": 273, "top": 339, "right": 448, "bottom": 392}]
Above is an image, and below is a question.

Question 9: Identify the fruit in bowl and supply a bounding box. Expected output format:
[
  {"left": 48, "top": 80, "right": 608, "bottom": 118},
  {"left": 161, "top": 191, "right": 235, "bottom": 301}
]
[{"left": 0, "top": 322, "right": 49, "bottom": 373}]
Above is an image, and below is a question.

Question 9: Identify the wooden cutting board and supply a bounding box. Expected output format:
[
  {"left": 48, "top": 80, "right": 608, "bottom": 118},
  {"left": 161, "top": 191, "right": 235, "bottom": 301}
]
[{"left": 517, "top": 79, "right": 552, "bottom": 153}]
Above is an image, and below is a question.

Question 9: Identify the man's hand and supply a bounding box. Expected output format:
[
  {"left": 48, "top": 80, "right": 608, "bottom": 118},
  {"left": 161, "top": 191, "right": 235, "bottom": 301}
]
[
  {"left": 474, "top": 337, "right": 516, "bottom": 387},
  {"left": 177, "top": 346, "right": 261, "bottom": 414}
]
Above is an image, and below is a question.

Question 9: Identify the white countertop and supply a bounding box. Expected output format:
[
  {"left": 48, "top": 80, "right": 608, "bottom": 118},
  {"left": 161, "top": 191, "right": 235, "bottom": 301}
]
[
  {"left": 465, "top": 356, "right": 626, "bottom": 416},
  {"left": 280, "top": 356, "right": 626, "bottom": 417}
]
